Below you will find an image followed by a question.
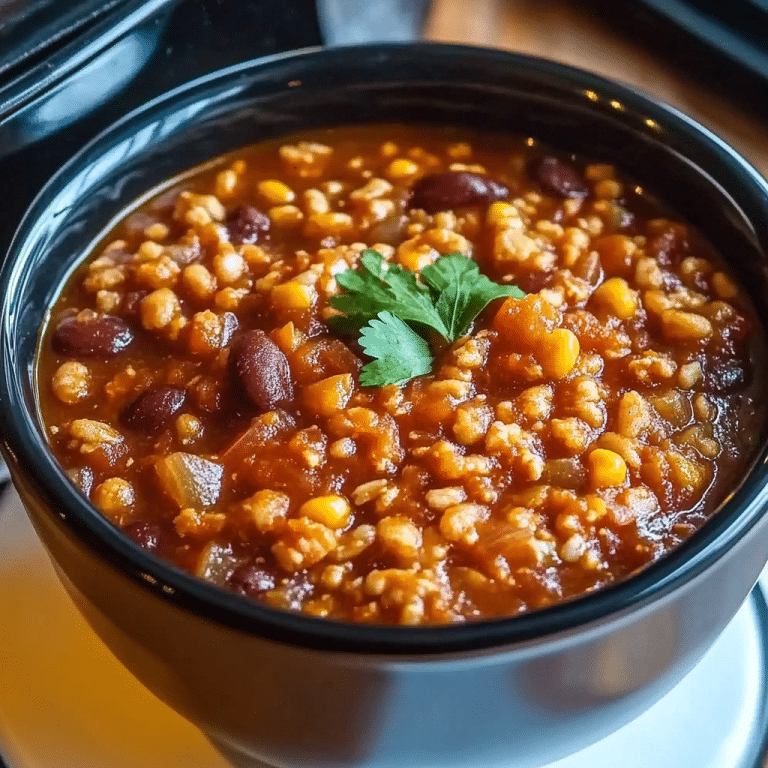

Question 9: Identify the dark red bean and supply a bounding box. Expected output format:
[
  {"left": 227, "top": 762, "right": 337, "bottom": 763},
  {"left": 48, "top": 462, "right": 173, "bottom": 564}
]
[
  {"left": 528, "top": 156, "right": 588, "bottom": 198},
  {"left": 230, "top": 562, "right": 276, "bottom": 597},
  {"left": 699, "top": 354, "right": 746, "bottom": 394},
  {"left": 229, "top": 330, "right": 294, "bottom": 411},
  {"left": 227, "top": 205, "right": 270, "bottom": 245},
  {"left": 52, "top": 315, "right": 133, "bottom": 359},
  {"left": 165, "top": 240, "right": 202, "bottom": 265},
  {"left": 367, "top": 213, "right": 407, "bottom": 245},
  {"left": 123, "top": 521, "right": 174, "bottom": 556},
  {"left": 407, "top": 172, "right": 509, "bottom": 213},
  {"left": 306, "top": 317, "right": 328, "bottom": 338},
  {"left": 66, "top": 466, "right": 94, "bottom": 498},
  {"left": 121, "top": 386, "right": 186, "bottom": 436},
  {"left": 512, "top": 272, "right": 551, "bottom": 294},
  {"left": 121, "top": 290, "right": 149, "bottom": 319}
]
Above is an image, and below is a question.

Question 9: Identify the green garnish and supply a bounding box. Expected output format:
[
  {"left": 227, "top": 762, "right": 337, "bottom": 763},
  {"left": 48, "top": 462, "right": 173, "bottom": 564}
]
[
  {"left": 422, "top": 254, "right": 525, "bottom": 341},
  {"left": 358, "top": 311, "right": 434, "bottom": 386},
  {"left": 332, "top": 250, "right": 449, "bottom": 338},
  {"left": 330, "top": 250, "right": 524, "bottom": 386}
]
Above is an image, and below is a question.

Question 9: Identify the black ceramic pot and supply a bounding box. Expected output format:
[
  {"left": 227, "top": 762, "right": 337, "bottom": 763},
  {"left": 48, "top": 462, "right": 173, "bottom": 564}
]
[{"left": 2, "top": 44, "right": 768, "bottom": 768}]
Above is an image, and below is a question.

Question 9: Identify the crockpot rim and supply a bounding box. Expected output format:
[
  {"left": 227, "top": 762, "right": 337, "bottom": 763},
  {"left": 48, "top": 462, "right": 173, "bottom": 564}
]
[{"left": 3, "top": 41, "right": 768, "bottom": 655}]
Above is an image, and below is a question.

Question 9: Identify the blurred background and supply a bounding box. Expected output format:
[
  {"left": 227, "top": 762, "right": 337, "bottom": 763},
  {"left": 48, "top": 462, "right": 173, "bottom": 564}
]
[{"left": 1, "top": 0, "right": 768, "bottom": 262}]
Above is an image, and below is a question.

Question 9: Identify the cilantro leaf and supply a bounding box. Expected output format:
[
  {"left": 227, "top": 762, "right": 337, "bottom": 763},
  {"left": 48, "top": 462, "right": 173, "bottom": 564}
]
[
  {"left": 330, "top": 250, "right": 449, "bottom": 338},
  {"left": 421, "top": 254, "right": 525, "bottom": 340},
  {"left": 331, "top": 250, "right": 525, "bottom": 387},
  {"left": 358, "top": 311, "right": 433, "bottom": 386}
]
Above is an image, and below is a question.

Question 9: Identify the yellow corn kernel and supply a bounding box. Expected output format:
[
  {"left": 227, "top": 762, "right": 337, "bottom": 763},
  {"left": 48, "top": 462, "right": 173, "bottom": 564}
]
[
  {"left": 594, "top": 234, "right": 636, "bottom": 275},
  {"left": 594, "top": 179, "right": 623, "bottom": 200},
  {"left": 305, "top": 212, "right": 355, "bottom": 238},
  {"left": 487, "top": 201, "right": 516, "bottom": 225},
  {"left": 269, "top": 204, "right": 304, "bottom": 227},
  {"left": 300, "top": 495, "right": 351, "bottom": 529},
  {"left": 258, "top": 179, "right": 295, "bottom": 205},
  {"left": 271, "top": 281, "right": 315, "bottom": 310},
  {"left": 538, "top": 328, "right": 580, "bottom": 379},
  {"left": 661, "top": 309, "right": 713, "bottom": 341},
  {"left": 592, "top": 277, "right": 638, "bottom": 320},
  {"left": 585, "top": 495, "right": 608, "bottom": 522},
  {"left": 397, "top": 241, "right": 437, "bottom": 272},
  {"left": 588, "top": 449, "right": 627, "bottom": 487},
  {"left": 386, "top": 158, "right": 419, "bottom": 180},
  {"left": 711, "top": 271, "right": 738, "bottom": 300},
  {"left": 303, "top": 374, "right": 354, "bottom": 417}
]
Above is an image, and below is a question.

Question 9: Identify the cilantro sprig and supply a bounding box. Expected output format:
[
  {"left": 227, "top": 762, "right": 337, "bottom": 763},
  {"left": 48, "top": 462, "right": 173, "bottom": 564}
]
[
  {"left": 330, "top": 250, "right": 524, "bottom": 386},
  {"left": 358, "top": 311, "right": 433, "bottom": 386}
]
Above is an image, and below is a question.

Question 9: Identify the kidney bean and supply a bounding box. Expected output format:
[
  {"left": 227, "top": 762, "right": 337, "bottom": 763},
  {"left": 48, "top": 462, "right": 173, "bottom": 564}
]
[
  {"left": 230, "top": 561, "right": 276, "bottom": 597},
  {"left": 512, "top": 272, "right": 551, "bottom": 294},
  {"left": 367, "top": 213, "right": 407, "bottom": 244},
  {"left": 291, "top": 337, "right": 362, "bottom": 383},
  {"left": 528, "top": 156, "right": 588, "bottom": 198},
  {"left": 52, "top": 315, "right": 133, "bottom": 359},
  {"left": 121, "top": 290, "right": 149, "bottom": 319},
  {"left": 165, "top": 240, "right": 202, "bottom": 265},
  {"left": 121, "top": 386, "right": 186, "bottom": 436},
  {"left": 227, "top": 205, "right": 270, "bottom": 245},
  {"left": 229, "top": 330, "right": 294, "bottom": 411},
  {"left": 699, "top": 354, "right": 746, "bottom": 394},
  {"left": 407, "top": 171, "right": 509, "bottom": 213},
  {"left": 123, "top": 520, "right": 175, "bottom": 556},
  {"left": 66, "top": 466, "right": 94, "bottom": 498}
]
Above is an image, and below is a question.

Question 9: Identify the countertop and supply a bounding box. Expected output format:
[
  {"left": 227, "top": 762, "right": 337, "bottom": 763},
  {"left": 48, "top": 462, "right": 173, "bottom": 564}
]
[{"left": 425, "top": 0, "right": 768, "bottom": 176}]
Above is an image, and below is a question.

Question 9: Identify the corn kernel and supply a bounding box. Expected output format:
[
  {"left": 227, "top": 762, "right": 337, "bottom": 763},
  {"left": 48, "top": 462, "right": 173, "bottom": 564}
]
[
  {"left": 300, "top": 495, "right": 351, "bottom": 529},
  {"left": 269, "top": 204, "right": 304, "bottom": 227},
  {"left": 303, "top": 374, "right": 354, "bottom": 417},
  {"left": 712, "top": 271, "right": 738, "bottom": 300},
  {"left": 585, "top": 495, "right": 608, "bottom": 522},
  {"left": 661, "top": 309, "right": 713, "bottom": 341},
  {"left": 594, "top": 234, "right": 636, "bottom": 275},
  {"left": 258, "top": 179, "right": 295, "bottom": 205},
  {"left": 592, "top": 277, "right": 638, "bottom": 320},
  {"left": 215, "top": 168, "right": 238, "bottom": 199},
  {"left": 539, "top": 328, "right": 580, "bottom": 379},
  {"left": 487, "top": 201, "right": 517, "bottom": 225},
  {"left": 588, "top": 449, "right": 627, "bottom": 487},
  {"left": 386, "top": 158, "right": 419, "bottom": 180},
  {"left": 305, "top": 212, "right": 355, "bottom": 238},
  {"left": 594, "top": 179, "right": 623, "bottom": 200},
  {"left": 271, "top": 281, "right": 315, "bottom": 310}
]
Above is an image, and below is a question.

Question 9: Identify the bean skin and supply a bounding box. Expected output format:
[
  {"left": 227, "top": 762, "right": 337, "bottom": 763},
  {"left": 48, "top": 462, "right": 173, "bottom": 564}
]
[
  {"left": 123, "top": 520, "right": 175, "bottom": 556},
  {"left": 407, "top": 171, "right": 509, "bottom": 213},
  {"left": 230, "top": 562, "right": 276, "bottom": 596},
  {"left": 229, "top": 330, "right": 294, "bottom": 411},
  {"left": 227, "top": 205, "right": 271, "bottom": 245},
  {"left": 52, "top": 315, "right": 133, "bottom": 359},
  {"left": 528, "top": 156, "right": 588, "bottom": 198},
  {"left": 121, "top": 386, "right": 186, "bottom": 436}
]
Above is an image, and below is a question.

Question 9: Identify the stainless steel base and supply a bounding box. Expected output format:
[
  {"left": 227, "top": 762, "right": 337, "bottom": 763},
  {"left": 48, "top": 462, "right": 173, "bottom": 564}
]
[{"left": 1, "top": 485, "right": 766, "bottom": 768}]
